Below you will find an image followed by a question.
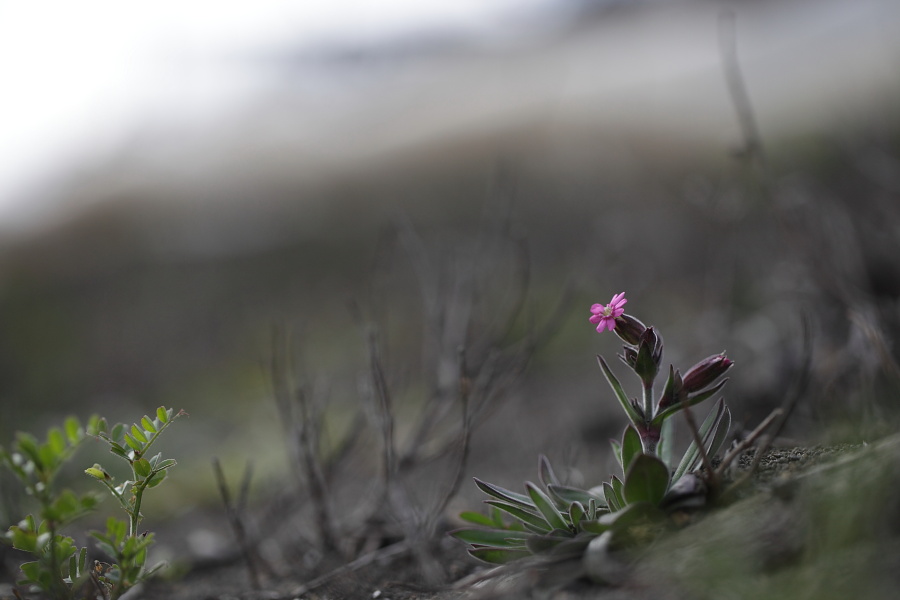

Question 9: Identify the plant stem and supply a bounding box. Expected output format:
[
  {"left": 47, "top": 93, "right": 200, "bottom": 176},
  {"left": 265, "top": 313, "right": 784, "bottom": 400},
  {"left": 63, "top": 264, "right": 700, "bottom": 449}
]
[
  {"left": 642, "top": 380, "right": 654, "bottom": 425},
  {"left": 641, "top": 379, "right": 657, "bottom": 455}
]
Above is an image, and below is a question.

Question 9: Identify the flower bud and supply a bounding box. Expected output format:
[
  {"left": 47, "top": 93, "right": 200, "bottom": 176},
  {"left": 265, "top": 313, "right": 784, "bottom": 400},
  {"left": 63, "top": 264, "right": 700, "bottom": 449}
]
[
  {"left": 614, "top": 314, "right": 647, "bottom": 346},
  {"left": 633, "top": 327, "right": 663, "bottom": 384},
  {"left": 682, "top": 353, "right": 733, "bottom": 394},
  {"left": 84, "top": 464, "right": 110, "bottom": 480}
]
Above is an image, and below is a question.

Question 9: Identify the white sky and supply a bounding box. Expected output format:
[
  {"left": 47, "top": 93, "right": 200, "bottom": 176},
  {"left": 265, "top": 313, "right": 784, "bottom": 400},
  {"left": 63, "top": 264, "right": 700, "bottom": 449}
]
[{"left": 0, "top": 0, "right": 549, "bottom": 231}]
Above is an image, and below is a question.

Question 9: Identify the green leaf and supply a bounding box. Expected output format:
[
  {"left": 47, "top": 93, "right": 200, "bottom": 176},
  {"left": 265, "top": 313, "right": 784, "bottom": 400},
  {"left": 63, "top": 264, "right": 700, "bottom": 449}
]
[
  {"left": 64, "top": 417, "right": 82, "bottom": 444},
  {"left": 469, "top": 547, "right": 532, "bottom": 564},
  {"left": 484, "top": 501, "right": 549, "bottom": 532},
  {"left": 141, "top": 416, "right": 157, "bottom": 434},
  {"left": 157, "top": 406, "right": 169, "bottom": 424},
  {"left": 134, "top": 458, "right": 152, "bottom": 478},
  {"left": 621, "top": 425, "right": 642, "bottom": 474},
  {"left": 526, "top": 482, "right": 569, "bottom": 531},
  {"left": 602, "top": 482, "right": 620, "bottom": 512},
  {"left": 19, "top": 561, "right": 42, "bottom": 584},
  {"left": 597, "top": 356, "right": 643, "bottom": 424},
  {"left": 706, "top": 406, "right": 732, "bottom": 462},
  {"left": 459, "top": 511, "right": 496, "bottom": 527},
  {"left": 450, "top": 528, "right": 531, "bottom": 547},
  {"left": 586, "top": 497, "right": 598, "bottom": 520},
  {"left": 88, "top": 415, "right": 105, "bottom": 436},
  {"left": 146, "top": 469, "right": 167, "bottom": 488},
  {"left": 16, "top": 433, "right": 42, "bottom": 467},
  {"left": 47, "top": 427, "right": 66, "bottom": 455},
  {"left": 611, "top": 476, "right": 625, "bottom": 506},
  {"left": 108, "top": 443, "right": 129, "bottom": 459},
  {"left": 111, "top": 423, "right": 125, "bottom": 442},
  {"left": 154, "top": 458, "right": 177, "bottom": 470},
  {"left": 131, "top": 425, "right": 148, "bottom": 444},
  {"left": 38, "top": 444, "right": 57, "bottom": 473},
  {"left": 659, "top": 417, "right": 676, "bottom": 469},
  {"left": 538, "top": 455, "right": 561, "bottom": 489},
  {"left": 568, "top": 501, "right": 585, "bottom": 525},
  {"left": 609, "top": 438, "right": 623, "bottom": 471},
  {"left": 474, "top": 478, "right": 535, "bottom": 509},
  {"left": 9, "top": 527, "right": 38, "bottom": 553},
  {"left": 490, "top": 506, "right": 506, "bottom": 529},
  {"left": 623, "top": 454, "right": 670, "bottom": 506},
  {"left": 124, "top": 434, "right": 142, "bottom": 452},
  {"left": 547, "top": 484, "right": 606, "bottom": 508}
]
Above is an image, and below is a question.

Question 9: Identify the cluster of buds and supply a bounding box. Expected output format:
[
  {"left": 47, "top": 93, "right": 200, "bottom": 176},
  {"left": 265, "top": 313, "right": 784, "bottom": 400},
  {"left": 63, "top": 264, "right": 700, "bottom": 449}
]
[{"left": 592, "top": 293, "right": 733, "bottom": 454}]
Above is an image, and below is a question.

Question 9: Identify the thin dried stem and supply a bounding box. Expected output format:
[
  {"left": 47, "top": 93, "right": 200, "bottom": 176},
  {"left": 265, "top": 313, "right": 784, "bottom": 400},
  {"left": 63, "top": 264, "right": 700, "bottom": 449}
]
[
  {"left": 719, "top": 408, "right": 784, "bottom": 500},
  {"left": 270, "top": 328, "right": 339, "bottom": 552},
  {"left": 425, "top": 346, "right": 473, "bottom": 533},
  {"left": 212, "top": 457, "right": 263, "bottom": 591},
  {"left": 367, "top": 329, "right": 396, "bottom": 489},
  {"left": 680, "top": 399, "right": 716, "bottom": 478}
]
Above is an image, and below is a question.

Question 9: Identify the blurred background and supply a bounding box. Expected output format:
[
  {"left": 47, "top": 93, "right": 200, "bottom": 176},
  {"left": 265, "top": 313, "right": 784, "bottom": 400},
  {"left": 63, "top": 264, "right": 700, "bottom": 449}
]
[{"left": 1, "top": 0, "right": 900, "bottom": 566}]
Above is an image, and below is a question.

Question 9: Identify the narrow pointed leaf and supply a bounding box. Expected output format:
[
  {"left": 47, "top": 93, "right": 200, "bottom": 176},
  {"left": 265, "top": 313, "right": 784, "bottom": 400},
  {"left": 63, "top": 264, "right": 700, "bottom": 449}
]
[
  {"left": 569, "top": 501, "right": 585, "bottom": 525},
  {"left": 526, "top": 482, "right": 569, "bottom": 531},
  {"left": 131, "top": 425, "right": 148, "bottom": 444},
  {"left": 597, "top": 356, "right": 643, "bottom": 423},
  {"left": 610, "top": 476, "right": 625, "bottom": 506},
  {"left": 450, "top": 528, "right": 531, "bottom": 547},
  {"left": 621, "top": 425, "right": 643, "bottom": 474},
  {"left": 485, "top": 500, "right": 549, "bottom": 531},
  {"left": 538, "top": 455, "right": 561, "bottom": 489},
  {"left": 474, "top": 478, "right": 534, "bottom": 509},
  {"left": 610, "top": 438, "right": 623, "bottom": 471},
  {"left": 469, "top": 547, "right": 532, "bottom": 564},
  {"left": 64, "top": 417, "right": 82, "bottom": 444},
  {"left": 547, "top": 484, "right": 606, "bottom": 508},
  {"left": 602, "top": 482, "right": 620, "bottom": 512},
  {"left": 706, "top": 406, "right": 732, "bottom": 460},
  {"left": 459, "top": 511, "right": 496, "bottom": 527},
  {"left": 659, "top": 417, "right": 676, "bottom": 469}
]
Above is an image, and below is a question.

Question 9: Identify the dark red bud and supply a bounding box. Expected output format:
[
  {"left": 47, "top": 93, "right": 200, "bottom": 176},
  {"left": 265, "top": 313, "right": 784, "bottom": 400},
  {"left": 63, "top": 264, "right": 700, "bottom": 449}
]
[
  {"left": 682, "top": 353, "right": 733, "bottom": 394},
  {"left": 614, "top": 314, "right": 647, "bottom": 346}
]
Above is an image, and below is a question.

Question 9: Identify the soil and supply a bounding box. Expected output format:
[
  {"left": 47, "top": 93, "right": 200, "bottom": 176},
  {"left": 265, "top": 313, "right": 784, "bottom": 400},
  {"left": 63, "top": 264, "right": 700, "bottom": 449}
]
[{"left": 134, "top": 435, "right": 900, "bottom": 600}]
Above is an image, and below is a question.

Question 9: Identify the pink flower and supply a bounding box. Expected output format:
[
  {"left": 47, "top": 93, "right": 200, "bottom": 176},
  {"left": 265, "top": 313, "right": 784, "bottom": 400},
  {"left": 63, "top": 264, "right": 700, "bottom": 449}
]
[{"left": 590, "top": 292, "right": 627, "bottom": 333}]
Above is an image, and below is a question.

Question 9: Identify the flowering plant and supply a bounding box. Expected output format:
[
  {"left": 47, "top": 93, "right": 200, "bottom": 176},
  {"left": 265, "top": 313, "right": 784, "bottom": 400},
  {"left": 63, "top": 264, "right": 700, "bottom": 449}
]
[{"left": 453, "top": 293, "right": 736, "bottom": 578}]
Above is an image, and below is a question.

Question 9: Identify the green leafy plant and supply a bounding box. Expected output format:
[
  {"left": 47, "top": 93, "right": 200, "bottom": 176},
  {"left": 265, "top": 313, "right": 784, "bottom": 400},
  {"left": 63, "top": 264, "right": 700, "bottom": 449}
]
[
  {"left": 1, "top": 407, "right": 185, "bottom": 599},
  {"left": 454, "top": 294, "right": 736, "bottom": 571}
]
